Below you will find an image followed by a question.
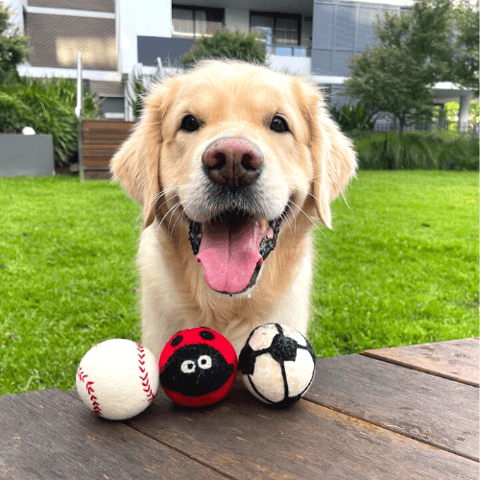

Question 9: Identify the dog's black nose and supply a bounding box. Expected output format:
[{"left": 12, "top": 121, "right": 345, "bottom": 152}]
[{"left": 202, "top": 137, "right": 264, "bottom": 189}]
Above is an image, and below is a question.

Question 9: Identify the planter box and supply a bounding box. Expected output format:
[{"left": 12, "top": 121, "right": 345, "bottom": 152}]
[
  {"left": 0, "top": 134, "right": 55, "bottom": 177},
  {"left": 82, "top": 120, "right": 135, "bottom": 179}
]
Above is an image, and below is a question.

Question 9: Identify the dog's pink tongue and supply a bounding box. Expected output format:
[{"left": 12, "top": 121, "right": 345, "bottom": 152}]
[{"left": 197, "top": 219, "right": 263, "bottom": 294}]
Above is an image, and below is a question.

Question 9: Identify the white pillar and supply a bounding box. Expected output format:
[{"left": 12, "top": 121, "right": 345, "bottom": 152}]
[
  {"left": 458, "top": 91, "right": 473, "bottom": 133},
  {"left": 117, "top": 0, "right": 138, "bottom": 75}
]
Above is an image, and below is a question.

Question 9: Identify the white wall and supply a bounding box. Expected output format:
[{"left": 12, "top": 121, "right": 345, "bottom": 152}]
[
  {"left": 136, "top": 0, "right": 172, "bottom": 37},
  {"left": 118, "top": 0, "right": 172, "bottom": 74},
  {"left": 267, "top": 55, "right": 311, "bottom": 76},
  {"left": 117, "top": 0, "right": 137, "bottom": 74}
]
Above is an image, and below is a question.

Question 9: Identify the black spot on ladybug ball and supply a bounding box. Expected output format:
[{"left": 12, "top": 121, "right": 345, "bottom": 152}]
[
  {"left": 171, "top": 335, "right": 183, "bottom": 347},
  {"left": 160, "top": 343, "right": 233, "bottom": 397},
  {"left": 200, "top": 330, "right": 215, "bottom": 341}
]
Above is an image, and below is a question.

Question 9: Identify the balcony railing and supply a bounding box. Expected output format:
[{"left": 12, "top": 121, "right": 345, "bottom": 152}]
[{"left": 265, "top": 44, "right": 312, "bottom": 58}]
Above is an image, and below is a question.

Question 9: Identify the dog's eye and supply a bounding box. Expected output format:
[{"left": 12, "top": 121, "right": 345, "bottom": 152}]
[
  {"left": 270, "top": 116, "right": 289, "bottom": 133},
  {"left": 180, "top": 115, "right": 200, "bottom": 133}
]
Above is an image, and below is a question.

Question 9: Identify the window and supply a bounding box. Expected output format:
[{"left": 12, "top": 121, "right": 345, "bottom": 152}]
[
  {"left": 172, "top": 6, "right": 224, "bottom": 40},
  {"left": 250, "top": 12, "right": 301, "bottom": 47},
  {"left": 302, "top": 17, "right": 313, "bottom": 49}
]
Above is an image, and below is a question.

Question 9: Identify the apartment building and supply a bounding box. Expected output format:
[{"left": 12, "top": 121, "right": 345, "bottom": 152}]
[{"left": 4, "top": 0, "right": 472, "bottom": 124}]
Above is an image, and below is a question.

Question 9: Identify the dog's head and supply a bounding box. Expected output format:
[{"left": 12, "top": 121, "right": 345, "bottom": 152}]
[{"left": 111, "top": 60, "right": 356, "bottom": 296}]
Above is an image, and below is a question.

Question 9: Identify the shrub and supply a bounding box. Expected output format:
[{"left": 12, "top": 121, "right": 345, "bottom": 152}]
[
  {"left": 329, "top": 104, "right": 375, "bottom": 132},
  {"left": 0, "top": 77, "right": 99, "bottom": 165},
  {"left": 0, "top": 91, "right": 29, "bottom": 132},
  {"left": 124, "top": 64, "right": 164, "bottom": 121},
  {"left": 351, "top": 130, "right": 479, "bottom": 170},
  {"left": 180, "top": 29, "right": 266, "bottom": 68},
  {"left": 0, "top": 4, "right": 29, "bottom": 84}
]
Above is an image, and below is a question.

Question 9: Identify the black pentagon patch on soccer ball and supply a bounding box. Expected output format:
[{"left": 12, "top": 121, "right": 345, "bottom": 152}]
[
  {"left": 269, "top": 334, "right": 298, "bottom": 363},
  {"left": 238, "top": 343, "right": 256, "bottom": 375}
]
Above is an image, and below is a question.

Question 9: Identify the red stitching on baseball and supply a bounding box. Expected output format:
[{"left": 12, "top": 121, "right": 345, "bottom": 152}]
[
  {"left": 136, "top": 344, "right": 155, "bottom": 403},
  {"left": 77, "top": 366, "right": 102, "bottom": 416}
]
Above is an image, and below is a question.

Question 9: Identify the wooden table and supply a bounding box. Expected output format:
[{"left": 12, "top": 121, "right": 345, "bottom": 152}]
[{"left": 1, "top": 338, "right": 478, "bottom": 479}]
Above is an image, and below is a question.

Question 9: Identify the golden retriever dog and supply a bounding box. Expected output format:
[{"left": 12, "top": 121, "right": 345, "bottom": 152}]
[{"left": 111, "top": 60, "right": 356, "bottom": 359}]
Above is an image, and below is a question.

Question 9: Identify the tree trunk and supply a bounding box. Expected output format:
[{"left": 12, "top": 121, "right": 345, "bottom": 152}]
[{"left": 398, "top": 119, "right": 405, "bottom": 140}]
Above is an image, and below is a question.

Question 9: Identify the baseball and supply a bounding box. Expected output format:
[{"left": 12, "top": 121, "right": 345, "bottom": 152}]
[{"left": 76, "top": 339, "right": 159, "bottom": 420}]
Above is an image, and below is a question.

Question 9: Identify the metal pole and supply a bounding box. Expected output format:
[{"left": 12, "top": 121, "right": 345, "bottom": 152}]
[{"left": 75, "top": 52, "right": 84, "bottom": 181}]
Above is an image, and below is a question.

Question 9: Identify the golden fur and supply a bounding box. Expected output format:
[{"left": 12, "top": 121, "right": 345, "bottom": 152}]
[{"left": 111, "top": 60, "right": 357, "bottom": 358}]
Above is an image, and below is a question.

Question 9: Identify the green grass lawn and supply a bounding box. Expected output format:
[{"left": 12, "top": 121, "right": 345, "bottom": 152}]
[
  {"left": 309, "top": 171, "right": 478, "bottom": 356},
  {"left": 0, "top": 171, "right": 478, "bottom": 396}
]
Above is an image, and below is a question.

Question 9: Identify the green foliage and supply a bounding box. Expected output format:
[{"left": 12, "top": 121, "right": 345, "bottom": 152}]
[
  {"left": 0, "top": 77, "right": 99, "bottom": 164},
  {"left": 345, "top": 0, "right": 479, "bottom": 135},
  {"left": 128, "top": 76, "right": 147, "bottom": 120},
  {"left": 346, "top": 43, "right": 436, "bottom": 133},
  {"left": 329, "top": 103, "right": 375, "bottom": 132},
  {"left": 0, "top": 90, "right": 29, "bottom": 132},
  {"left": 445, "top": 100, "right": 480, "bottom": 128},
  {"left": 352, "top": 130, "right": 479, "bottom": 170},
  {"left": 180, "top": 29, "right": 266, "bottom": 68},
  {"left": 450, "top": 0, "right": 479, "bottom": 90},
  {"left": 376, "top": 0, "right": 453, "bottom": 84},
  {"left": 0, "top": 3, "right": 29, "bottom": 84},
  {"left": 124, "top": 65, "right": 164, "bottom": 120}
]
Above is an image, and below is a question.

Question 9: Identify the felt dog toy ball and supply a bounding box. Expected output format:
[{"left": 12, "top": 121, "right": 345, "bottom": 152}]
[
  {"left": 159, "top": 327, "right": 237, "bottom": 407},
  {"left": 76, "top": 339, "right": 159, "bottom": 420},
  {"left": 239, "top": 323, "right": 316, "bottom": 408}
]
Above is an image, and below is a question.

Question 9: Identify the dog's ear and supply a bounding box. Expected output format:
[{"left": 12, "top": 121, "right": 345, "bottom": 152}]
[
  {"left": 297, "top": 81, "right": 357, "bottom": 229},
  {"left": 110, "top": 83, "right": 170, "bottom": 229}
]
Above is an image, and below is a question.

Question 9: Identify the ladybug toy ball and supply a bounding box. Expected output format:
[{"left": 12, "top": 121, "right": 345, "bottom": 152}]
[{"left": 159, "top": 327, "right": 238, "bottom": 407}]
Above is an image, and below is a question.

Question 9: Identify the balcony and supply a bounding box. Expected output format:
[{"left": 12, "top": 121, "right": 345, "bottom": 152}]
[
  {"left": 266, "top": 45, "right": 311, "bottom": 57},
  {"left": 263, "top": 42, "right": 311, "bottom": 75}
]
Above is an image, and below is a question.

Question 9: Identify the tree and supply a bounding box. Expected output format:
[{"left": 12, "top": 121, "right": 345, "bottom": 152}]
[
  {"left": 345, "top": 0, "right": 477, "bottom": 136},
  {"left": 346, "top": 43, "right": 436, "bottom": 136},
  {"left": 179, "top": 29, "right": 266, "bottom": 68},
  {"left": 450, "top": 0, "right": 479, "bottom": 90},
  {"left": 0, "top": 3, "right": 29, "bottom": 84}
]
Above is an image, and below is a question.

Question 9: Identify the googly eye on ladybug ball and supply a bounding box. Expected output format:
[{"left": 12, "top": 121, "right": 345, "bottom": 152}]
[{"left": 159, "top": 327, "right": 238, "bottom": 407}]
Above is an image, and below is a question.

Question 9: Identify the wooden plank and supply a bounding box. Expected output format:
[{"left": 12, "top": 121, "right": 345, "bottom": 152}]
[
  {"left": 83, "top": 120, "right": 135, "bottom": 132},
  {"left": 81, "top": 120, "right": 133, "bottom": 177},
  {"left": 83, "top": 139, "right": 128, "bottom": 146},
  {"left": 85, "top": 170, "right": 112, "bottom": 180},
  {"left": 304, "top": 354, "right": 479, "bottom": 461},
  {"left": 0, "top": 389, "right": 227, "bottom": 480},
  {"left": 362, "top": 338, "right": 479, "bottom": 387},
  {"left": 83, "top": 148, "right": 121, "bottom": 158},
  {"left": 125, "top": 378, "right": 479, "bottom": 480},
  {"left": 84, "top": 165, "right": 111, "bottom": 171},
  {"left": 82, "top": 130, "right": 130, "bottom": 142},
  {"left": 83, "top": 159, "right": 116, "bottom": 167}
]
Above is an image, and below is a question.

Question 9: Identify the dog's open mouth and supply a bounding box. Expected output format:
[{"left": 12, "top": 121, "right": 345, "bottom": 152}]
[{"left": 188, "top": 210, "right": 282, "bottom": 295}]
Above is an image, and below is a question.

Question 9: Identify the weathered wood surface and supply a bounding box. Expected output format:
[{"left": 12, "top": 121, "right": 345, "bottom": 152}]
[
  {"left": 0, "top": 389, "right": 227, "bottom": 480},
  {"left": 126, "top": 377, "right": 478, "bottom": 480},
  {"left": 304, "top": 353, "right": 479, "bottom": 461},
  {"left": 0, "top": 338, "right": 478, "bottom": 480},
  {"left": 362, "top": 338, "right": 479, "bottom": 387}
]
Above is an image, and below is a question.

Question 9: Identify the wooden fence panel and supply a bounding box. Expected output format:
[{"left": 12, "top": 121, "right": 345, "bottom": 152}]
[{"left": 82, "top": 120, "right": 135, "bottom": 179}]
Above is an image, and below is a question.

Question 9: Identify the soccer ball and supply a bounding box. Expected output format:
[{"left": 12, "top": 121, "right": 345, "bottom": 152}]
[{"left": 239, "top": 323, "right": 316, "bottom": 408}]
